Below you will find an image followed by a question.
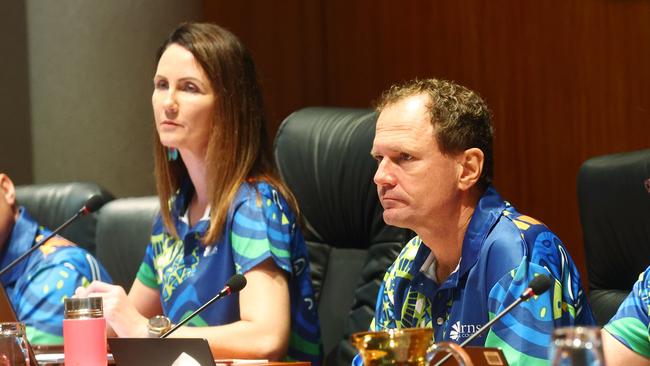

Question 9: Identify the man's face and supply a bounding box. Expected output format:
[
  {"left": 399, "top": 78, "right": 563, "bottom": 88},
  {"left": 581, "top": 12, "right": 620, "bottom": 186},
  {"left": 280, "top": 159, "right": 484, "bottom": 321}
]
[
  {"left": 371, "top": 94, "right": 461, "bottom": 232},
  {"left": 0, "top": 174, "right": 17, "bottom": 248}
]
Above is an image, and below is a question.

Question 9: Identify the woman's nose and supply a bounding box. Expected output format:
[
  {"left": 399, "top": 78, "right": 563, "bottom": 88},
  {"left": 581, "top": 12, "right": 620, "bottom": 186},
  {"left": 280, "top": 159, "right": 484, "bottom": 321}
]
[{"left": 162, "top": 91, "right": 178, "bottom": 115}]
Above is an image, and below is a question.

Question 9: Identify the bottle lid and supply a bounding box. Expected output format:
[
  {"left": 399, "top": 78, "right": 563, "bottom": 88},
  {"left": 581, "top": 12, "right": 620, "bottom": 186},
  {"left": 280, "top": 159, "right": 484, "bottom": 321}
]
[{"left": 64, "top": 297, "right": 103, "bottom": 319}]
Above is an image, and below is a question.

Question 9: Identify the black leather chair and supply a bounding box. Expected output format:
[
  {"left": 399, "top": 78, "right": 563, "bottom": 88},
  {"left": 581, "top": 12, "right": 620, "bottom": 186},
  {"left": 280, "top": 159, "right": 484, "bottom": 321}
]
[
  {"left": 95, "top": 197, "right": 159, "bottom": 290},
  {"left": 14, "top": 182, "right": 114, "bottom": 255},
  {"left": 578, "top": 148, "right": 650, "bottom": 326},
  {"left": 274, "top": 107, "right": 412, "bottom": 366}
]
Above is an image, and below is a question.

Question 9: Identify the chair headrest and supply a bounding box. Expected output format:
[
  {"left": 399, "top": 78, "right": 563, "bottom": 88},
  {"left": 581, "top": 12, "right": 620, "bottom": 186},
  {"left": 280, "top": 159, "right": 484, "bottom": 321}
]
[
  {"left": 578, "top": 148, "right": 650, "bottom": 291},
  {"left": 15, "top": 182, "right": 114, "bottom": 254},
  {"left": 274, "top": 107, "right": 395, "bottom": 249},
  {"left": 96, "top": 196, "right": 159, "bottom": 290}
]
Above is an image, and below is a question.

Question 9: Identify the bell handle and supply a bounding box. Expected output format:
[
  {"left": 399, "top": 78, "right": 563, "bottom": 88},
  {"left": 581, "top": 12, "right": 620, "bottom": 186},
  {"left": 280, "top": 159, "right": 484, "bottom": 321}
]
[{"left": 426, "top": 341, "right": 474, "bottom": 366}]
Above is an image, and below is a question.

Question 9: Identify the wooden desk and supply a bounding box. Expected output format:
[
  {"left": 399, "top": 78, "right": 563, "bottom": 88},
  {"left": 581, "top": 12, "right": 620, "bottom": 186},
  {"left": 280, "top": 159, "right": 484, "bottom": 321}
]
[
  {"left": 33, "top": 345, "right": 310, "bottom": 366},
  {"left": 218, "top": 363, "right": 310, "bottom": 366},
  {"left": 37, "top": 358, "right": 308, "bottom": 366}
]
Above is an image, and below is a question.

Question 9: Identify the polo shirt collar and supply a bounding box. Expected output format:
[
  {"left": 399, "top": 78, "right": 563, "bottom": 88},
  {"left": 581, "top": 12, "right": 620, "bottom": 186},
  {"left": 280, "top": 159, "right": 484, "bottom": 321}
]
[
  {"left": 411, "top": 185, "right": 506, "bottom": 291},
  {"left": 172, "top": 179, "right": 211, "bottom": 254}
]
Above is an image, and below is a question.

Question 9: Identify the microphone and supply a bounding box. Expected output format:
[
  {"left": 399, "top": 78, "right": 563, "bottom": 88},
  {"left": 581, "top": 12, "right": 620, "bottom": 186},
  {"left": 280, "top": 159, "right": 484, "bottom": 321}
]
[
  {"left": 0, "top": 195, "right": 105, "bottom": 278},
  {"left": 160, "top": 274, "right": 247, "bottom": 338},
  {"left": 433, "top": 275, "right": 552, "bottom": 366}
]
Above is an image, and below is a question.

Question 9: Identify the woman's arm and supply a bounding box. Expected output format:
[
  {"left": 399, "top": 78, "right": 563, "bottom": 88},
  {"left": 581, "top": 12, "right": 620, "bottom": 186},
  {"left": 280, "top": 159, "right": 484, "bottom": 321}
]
[
  {"left": 169, "top": 258, "right": 290, "bottom": 360},
  {"left": 129, "top": 279, "right": 164, "bottom": 319},
  {"left": 602, "top": 329, "right": 650, "bottom": 366},
  {"left": 80, "top": 258, "right": 291, "bottom": 359}
]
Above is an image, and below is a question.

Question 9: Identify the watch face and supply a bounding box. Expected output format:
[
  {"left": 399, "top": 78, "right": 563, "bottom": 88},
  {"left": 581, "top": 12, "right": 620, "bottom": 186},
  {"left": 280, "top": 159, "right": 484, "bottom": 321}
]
[
  {"left": 148, "top": 315, "right": 172, "bottom": 336},
  {"left": 149, "top": 315, "right": 172, "bottom": 329}
]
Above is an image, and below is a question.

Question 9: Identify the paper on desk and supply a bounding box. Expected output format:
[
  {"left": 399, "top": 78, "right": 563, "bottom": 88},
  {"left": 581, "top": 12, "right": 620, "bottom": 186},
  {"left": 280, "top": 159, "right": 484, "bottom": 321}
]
[
  {"left": 35, "top": 353, "right": 65, "bottom": 362},
  {"left": 214, "top": 359, "right": 268, "bottom": 365},
  {"left": 35, "top": 353, "right": 115, "bottom": 363},
  {"left": 171, "top": 352, "right": 202, "bottom": 366}
]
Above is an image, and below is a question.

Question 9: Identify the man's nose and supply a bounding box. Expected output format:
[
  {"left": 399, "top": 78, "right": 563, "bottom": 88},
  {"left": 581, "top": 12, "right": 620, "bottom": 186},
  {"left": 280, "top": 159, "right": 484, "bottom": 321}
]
[{"left": 374, "top": 158, "right": 396, "bottom": 187}]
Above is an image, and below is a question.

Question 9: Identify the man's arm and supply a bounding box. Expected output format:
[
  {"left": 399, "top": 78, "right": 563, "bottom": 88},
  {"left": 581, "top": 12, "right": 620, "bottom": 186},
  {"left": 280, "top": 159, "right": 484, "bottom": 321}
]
[{"left": 15, "top": 246, "right": 111, "bottom": 344}]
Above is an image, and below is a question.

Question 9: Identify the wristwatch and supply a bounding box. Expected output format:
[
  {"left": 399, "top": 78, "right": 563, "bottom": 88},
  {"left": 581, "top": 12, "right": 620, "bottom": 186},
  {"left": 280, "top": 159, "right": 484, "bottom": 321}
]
[{"left": 148, "top": 315, "right": 173, "bottom": 337}]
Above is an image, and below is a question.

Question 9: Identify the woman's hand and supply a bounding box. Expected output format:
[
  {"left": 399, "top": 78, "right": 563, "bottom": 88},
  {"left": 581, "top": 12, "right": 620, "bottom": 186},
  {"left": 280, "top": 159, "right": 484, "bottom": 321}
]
[{"left": 74, "top": 281, "right": 149, "bottom": 338}]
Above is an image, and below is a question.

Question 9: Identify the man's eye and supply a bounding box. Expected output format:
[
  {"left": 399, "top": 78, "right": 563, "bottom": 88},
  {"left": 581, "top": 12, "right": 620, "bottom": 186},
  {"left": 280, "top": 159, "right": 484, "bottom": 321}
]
[
  {"left": 400, "top": 153, "right": 413, "bottom": 161},
  {"left": 372, "top": 155, "right": 383, "bottom": 163}
]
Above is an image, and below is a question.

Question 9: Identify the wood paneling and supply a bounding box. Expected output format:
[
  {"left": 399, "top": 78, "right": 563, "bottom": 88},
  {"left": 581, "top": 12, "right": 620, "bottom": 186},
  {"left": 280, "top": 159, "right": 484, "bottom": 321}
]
[
  {"left": 204, "top": 1, "right": 325, "bottom": 132},
  {"left": 204, "top": 0, "right": 650, "bottom": 284}
]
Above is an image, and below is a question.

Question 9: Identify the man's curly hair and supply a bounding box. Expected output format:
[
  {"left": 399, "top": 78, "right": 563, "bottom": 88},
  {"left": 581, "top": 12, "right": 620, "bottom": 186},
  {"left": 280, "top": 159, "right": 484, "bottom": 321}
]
[{"left": 375, "top": 78, "right": 494, "bottom": 191}]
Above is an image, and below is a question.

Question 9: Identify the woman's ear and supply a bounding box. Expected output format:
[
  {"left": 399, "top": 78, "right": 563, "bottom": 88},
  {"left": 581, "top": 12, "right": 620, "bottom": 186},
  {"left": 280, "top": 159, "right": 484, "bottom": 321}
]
[{"left": 457, "top": 148, "right": 484, "bottom": 191}]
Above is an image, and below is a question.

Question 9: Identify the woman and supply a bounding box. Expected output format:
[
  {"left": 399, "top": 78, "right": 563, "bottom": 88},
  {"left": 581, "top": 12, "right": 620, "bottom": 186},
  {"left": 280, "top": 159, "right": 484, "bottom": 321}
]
[{"left": 76, "top": 22, "right": 321, "bottom": 363}]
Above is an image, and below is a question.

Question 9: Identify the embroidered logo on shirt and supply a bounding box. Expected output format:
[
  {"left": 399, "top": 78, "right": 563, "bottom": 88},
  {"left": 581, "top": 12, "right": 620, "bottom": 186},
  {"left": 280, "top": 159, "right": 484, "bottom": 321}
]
[{"left": 449, "top": 321, "right": 482, "bottom": 342}]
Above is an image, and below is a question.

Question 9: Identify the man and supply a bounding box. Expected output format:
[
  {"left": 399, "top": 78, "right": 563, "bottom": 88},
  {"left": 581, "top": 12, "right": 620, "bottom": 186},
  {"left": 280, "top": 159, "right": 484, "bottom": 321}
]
[
  {"left": 0, "top": 173, "right": 111, "bottom": 344},
  {"left": 602, "top": 266, "right": 650, "bottom": 365},
  {"left": 363, "top": 79, "right": 594, "bottom": 365}
]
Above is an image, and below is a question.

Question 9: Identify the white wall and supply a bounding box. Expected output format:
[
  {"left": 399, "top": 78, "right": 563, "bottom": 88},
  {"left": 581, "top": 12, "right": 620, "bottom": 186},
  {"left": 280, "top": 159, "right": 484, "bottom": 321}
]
[
  {"left": 23, "top": 0, "right": 202, "bottom": 196},
  {"left": 0, "top": 1, "right": 32, "bottom": 185}
]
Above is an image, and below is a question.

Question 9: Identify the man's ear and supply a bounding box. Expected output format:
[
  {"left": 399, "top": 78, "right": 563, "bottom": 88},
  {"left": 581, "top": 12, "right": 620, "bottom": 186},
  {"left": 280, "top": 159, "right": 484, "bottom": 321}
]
[
  {"left": 457, "top": 148, "right": 484, "bottom": 191},
  {"left": 0, "top": 174, "right": 17, "bottom": 208}
]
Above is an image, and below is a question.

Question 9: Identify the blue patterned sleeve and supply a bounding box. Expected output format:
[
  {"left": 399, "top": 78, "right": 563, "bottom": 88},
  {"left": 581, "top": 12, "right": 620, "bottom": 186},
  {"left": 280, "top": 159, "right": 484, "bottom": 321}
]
[
  {"left": 370, "top": 269, "right": 394, "bottom": 331},
  {"left": 16, "top": 240, "right": 112, "bottom": 345},
  {"left": 136, "top": 217, "right": 163, "bottom": 289},
  {"left": 351, "top": 273, "right": 392, "bottom": 366},
  {"left": 604, "top": 267, "right": 650, "bottom": 358},
  {"left": 229, "top": 185, "right": 323, "bottom": 365},
  {"left": 484, "top": 230, "right": 593, "bottom": 366},
  {"left": 230, "top": 187, "right": 293, "bottom": 275},
  {"left": 370, "top": 237, "right": 422, "bottom": 331},
  {"left": 136, "top": 242, "right": 158, "bottom": 288}
]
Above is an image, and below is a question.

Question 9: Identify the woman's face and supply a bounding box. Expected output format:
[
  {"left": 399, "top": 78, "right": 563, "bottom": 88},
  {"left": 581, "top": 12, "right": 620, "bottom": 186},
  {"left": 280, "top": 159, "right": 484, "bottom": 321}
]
[{"left": 152, "top": 43, "right": 215, "bottom": 156}]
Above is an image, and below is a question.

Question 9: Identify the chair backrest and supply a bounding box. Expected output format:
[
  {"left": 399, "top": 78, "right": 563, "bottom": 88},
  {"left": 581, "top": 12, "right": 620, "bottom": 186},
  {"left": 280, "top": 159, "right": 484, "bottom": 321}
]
[
  {"left": 95, "top": 196, "right": 159, "bottom": 290},
  {"left": 274, "top": 107, "right": 412, "bottom": 366},
  {"left": 14, "top": 182, "right": 114, "bottom": 255},
  {"left": 578, "top": 148, "right": 650, "bottom": 325}
]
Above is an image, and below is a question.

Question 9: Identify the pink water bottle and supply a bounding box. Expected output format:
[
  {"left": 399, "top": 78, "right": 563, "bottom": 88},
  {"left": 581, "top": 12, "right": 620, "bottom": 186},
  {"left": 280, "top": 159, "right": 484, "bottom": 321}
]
[{"left": 63, "top": 297, "right": 107, "bottom": 366}]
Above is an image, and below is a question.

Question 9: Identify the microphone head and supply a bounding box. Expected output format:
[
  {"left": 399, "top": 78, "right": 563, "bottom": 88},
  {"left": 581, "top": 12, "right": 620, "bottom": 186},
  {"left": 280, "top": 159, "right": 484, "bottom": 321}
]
[
  {"left": 226, "top": 274, "right": 247, "bottom": 293},
  {"left": 82, "top": 195, "right": 105, "bottom": 214},
  {"left": 529, "top": 275, "right": 552, "bottom": 296}
]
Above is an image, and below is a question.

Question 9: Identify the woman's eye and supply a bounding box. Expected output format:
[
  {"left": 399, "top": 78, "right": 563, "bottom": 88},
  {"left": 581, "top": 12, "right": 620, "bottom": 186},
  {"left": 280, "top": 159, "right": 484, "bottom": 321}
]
[
  {"left": 183, "top": 83, "right": 199, "bottom": 93},
  {"left": 154, "top": 80, "right": 168, "bottom": 89}
]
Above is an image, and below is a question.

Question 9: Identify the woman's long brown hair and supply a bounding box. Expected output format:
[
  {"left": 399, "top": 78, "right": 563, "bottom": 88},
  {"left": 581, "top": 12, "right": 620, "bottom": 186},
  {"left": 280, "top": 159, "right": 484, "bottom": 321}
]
[{"left": 153, "top": 22, "right": 299, "bottom": 244}]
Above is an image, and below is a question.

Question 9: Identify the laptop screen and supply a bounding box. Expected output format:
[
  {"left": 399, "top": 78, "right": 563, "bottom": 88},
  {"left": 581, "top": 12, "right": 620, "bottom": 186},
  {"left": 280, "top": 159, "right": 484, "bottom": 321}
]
[{"left": 109, "top": 337, "right": 216, "bottom": 366}]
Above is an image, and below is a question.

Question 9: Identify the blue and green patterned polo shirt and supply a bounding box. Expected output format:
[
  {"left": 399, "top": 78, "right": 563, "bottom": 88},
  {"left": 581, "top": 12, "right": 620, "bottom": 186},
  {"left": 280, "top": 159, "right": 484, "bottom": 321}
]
[
  {"left": 1, "top": 208, "right": 112, "bottom": 345},
  {"left": 355, "top": 186, "right": 594, "bottom": 366},
  {"left": 604, "top": 266, "right": 650, "bottom": 358},
  {"left": 137, "top": 180, "right": 322, "bottom": 365}
]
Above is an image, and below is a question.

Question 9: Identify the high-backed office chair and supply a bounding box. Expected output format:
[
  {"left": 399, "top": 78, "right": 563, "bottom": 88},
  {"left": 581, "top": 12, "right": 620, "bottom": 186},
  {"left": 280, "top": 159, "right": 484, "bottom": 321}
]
[
  {"left": 274, "top": 107, "right": 413, "bottom": 366},
  {"left": 95, "top": 196, "right": 159, "bottom": 290},
  {"left": 578, "top": 148, "right": 650, "bottom": 325},
  {"left": 15, "top": 182, "right": 114, "bottom": 255}
]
